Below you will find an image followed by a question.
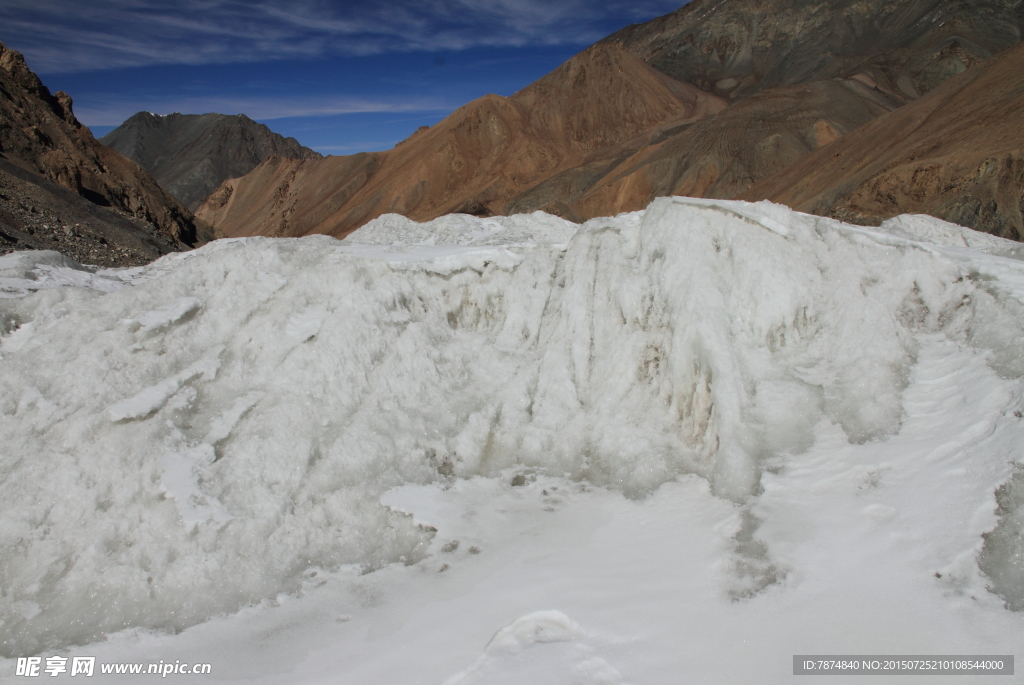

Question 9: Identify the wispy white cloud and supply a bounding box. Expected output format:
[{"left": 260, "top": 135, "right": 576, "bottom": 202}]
[
  {"left": 0, "top": 0, "right": 689, "bottom": 73},
  {"left": 72, "top": 92, "right": 454, "bottom": 126},
  {"left": 311, "top": 142, "right": 400, "bottom": 153}
]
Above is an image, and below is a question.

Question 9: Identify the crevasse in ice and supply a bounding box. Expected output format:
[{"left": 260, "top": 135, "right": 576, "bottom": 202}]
[{"left": 0, "top": 198, "right": 1021, "bottom": 655}]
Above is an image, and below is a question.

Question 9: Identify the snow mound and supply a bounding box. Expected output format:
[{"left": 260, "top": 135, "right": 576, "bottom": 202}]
[
  {"left": 350, "top": 210, "right": 581, "bottom": 247},
  {"left": 443, "top": 611, "right": 628, "bottom": 685},
  {"left": 0, "top": 251, "right": 131, "bottom": 298},
  {"left": 879, "top": 214, "right": 1024, "bottom": 259},
  {"left": 1, "top": 198, "right": 1022, "bottom": 656}
]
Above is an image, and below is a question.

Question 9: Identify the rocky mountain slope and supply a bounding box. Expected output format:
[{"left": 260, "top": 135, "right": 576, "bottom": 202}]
[
  {"left": 0, "top": 158, "right": 181, "bottom": 266},
  {"left": 740, "top": 40, "right": 1024, "bottom": 241},
  {"left": 507, "top": 75, "right": 902, "bottom": 220},
  {"left": 606, "top": 0, "right": 1022, "bottom": 100},
  {"left": 198, "top": 43, "right": 725, "bottom": 238},
  {"left": 198, "top": 0, "right": 1024, "bottom": 240},
  {"left": 101, "top": 112, "right": 322, "bottom": 210},
  {"left": 0, "top": 41, "right": 209, "bottom": 263},
  {"left": 509, "top": 0, "right": 1024, "bottom": 220}
]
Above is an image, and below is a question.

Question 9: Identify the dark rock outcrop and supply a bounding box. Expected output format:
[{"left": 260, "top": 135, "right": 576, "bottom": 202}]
[
  {"left": 0, "top": 158, "right": 179, "bottom": 266},
  {"left": 101, "top": 112, "right": 322, "bottom": 210}
]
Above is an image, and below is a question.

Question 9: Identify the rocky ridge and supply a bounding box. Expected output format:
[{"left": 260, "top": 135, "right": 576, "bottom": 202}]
[
  {"left": 0, "top": 41, "right": 210, "bottom": 261},
  {"left": 0, "top": 158, "right": 179, "bottom": 267}
]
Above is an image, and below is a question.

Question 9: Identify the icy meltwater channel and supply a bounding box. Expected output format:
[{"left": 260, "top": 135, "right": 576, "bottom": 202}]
[{"left": 0, "top": 198, "right": 1022, "bottom": 682}]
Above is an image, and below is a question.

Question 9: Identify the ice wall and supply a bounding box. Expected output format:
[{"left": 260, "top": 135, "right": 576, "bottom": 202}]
[{"left": 0, "top": 199, "right": 1021, "bottom": 655}]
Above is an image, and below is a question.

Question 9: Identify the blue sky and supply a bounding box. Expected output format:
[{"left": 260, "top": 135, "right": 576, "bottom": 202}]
[{"left": 0, "top": 0, "right": 690, "bottom": 154}]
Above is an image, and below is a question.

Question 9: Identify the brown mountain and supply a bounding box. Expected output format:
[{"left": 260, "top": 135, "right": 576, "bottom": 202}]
[
  {"left": 101, "top": 112, "right": 322, "bottom": 211},
  {"left": 605, "top": 0, "right": 1021, "bottom": 100},
  {"left": 198, "top": 43, "right": 726, "bottom": 237},
  {"left": 0, "top": 41, "right": 209, "bottom": 262},
  {"left": 509, "top": 0, "right": 1024, "bottom": 220},
  {"left": 507, "top": 75, "right": 903, "bottom": 220},
  {"left": 199, "top": 0, "right": 1024, "bottom": 240},
  {"left": 740, "top": 40, "right": 1024, "bottom": 241}
]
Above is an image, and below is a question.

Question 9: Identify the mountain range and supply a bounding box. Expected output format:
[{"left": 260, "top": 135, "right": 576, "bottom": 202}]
[
  {"left": 195, "top": 0, "right": 1024, "bottom": 242},
  {"left": 4, "top": 0, "right": 1023, "bottom": 267},
  {"left": 197, "top": 43, "right": 727, "bottom": 237}
]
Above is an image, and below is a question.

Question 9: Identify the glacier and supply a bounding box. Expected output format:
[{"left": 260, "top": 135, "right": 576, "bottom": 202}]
[{"left": 0, "top": 197, "right": 1022, "bottom": 683}]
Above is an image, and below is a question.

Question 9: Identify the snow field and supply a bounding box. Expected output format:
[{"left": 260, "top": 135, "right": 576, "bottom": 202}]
[{"left": 0, "top": 198, "right": 1022, "bottom": 680}]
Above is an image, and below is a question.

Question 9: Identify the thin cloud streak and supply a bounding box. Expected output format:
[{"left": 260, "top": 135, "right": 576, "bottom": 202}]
[
  {"left": 1, "top": 0, "right": 689, "bottom": 73},
  {"left": 72, "top": 94, "right": 454, "bottom": 127},
  {"left": 312, "top": 143, "right": 405, "bottom": 153}
]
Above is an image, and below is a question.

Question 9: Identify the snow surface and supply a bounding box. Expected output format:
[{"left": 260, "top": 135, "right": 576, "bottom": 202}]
[
  {"left": 0, "top": 199, "right": 1022, "bottom": 683},
  {"left": 0, "top": 251, "right": 143, "bottom": 299}
]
